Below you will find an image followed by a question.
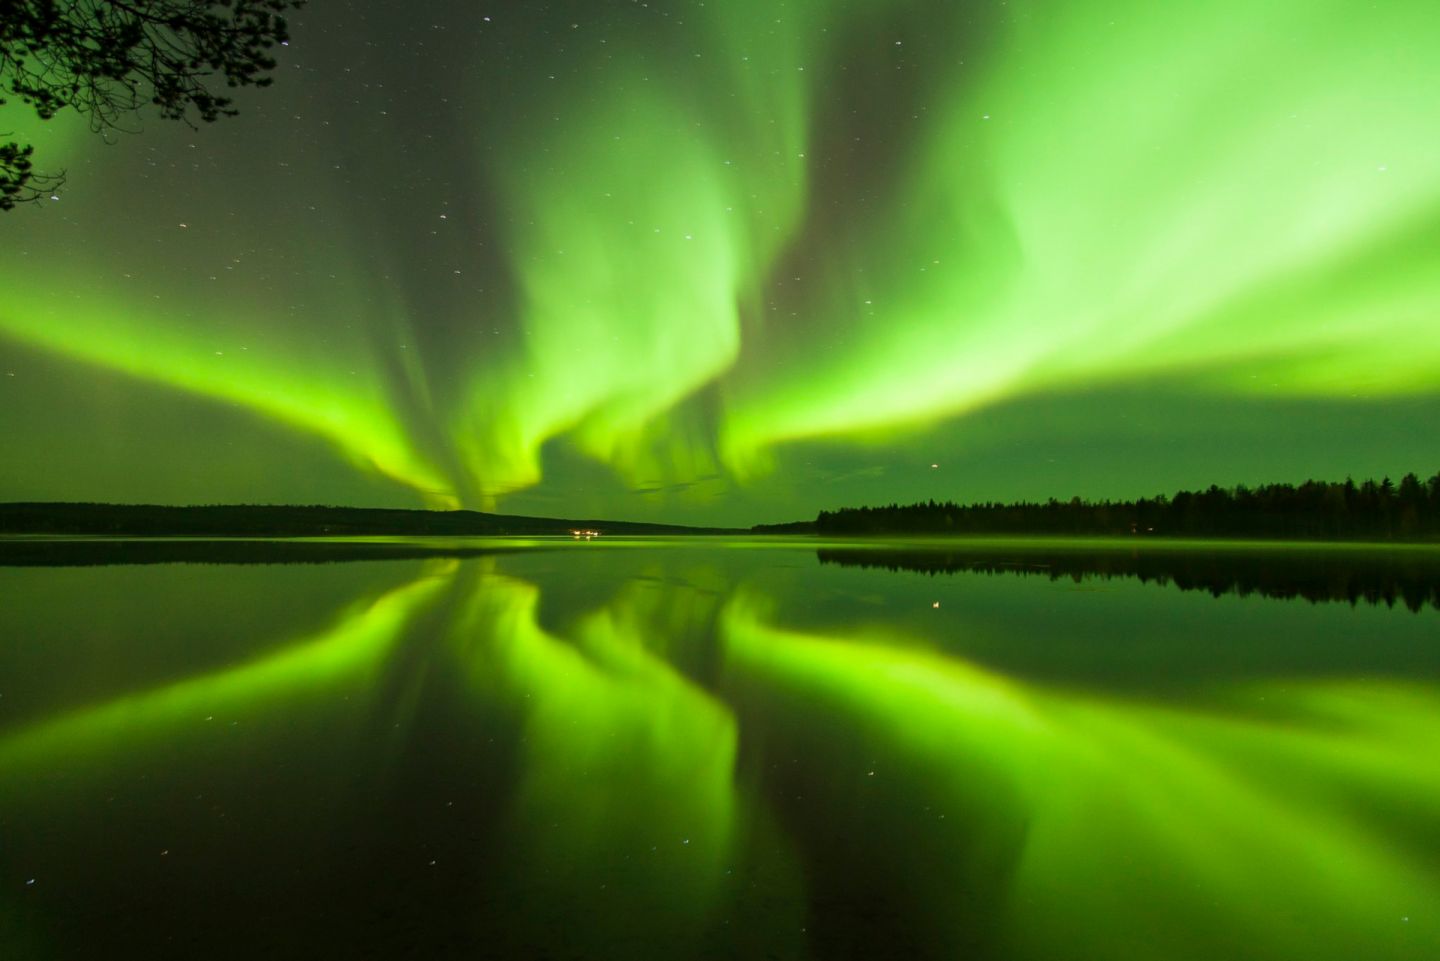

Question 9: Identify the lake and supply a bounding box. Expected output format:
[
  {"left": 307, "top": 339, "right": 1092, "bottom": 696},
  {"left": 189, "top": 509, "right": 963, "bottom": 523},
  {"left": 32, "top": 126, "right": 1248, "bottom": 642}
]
[{"left": 2, "top": 537, "right": 1438, "bottom": 960}]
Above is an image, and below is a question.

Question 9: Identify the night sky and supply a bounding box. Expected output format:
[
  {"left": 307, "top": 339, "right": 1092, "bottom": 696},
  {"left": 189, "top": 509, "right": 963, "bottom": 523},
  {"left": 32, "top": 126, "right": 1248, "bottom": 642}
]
[{"left": 2, "top": 0, "right": 1438, "bottom": 526}]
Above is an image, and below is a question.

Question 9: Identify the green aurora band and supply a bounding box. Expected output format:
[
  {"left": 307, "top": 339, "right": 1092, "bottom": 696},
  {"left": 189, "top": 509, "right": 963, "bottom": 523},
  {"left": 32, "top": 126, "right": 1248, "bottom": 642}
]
[{"left": 2, "top": 0, "right": 1438, "bottom": 518}]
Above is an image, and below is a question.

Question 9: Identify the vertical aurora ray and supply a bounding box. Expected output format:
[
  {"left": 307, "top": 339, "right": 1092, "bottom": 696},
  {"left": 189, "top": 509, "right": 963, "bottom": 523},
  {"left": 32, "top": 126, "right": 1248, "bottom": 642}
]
[
  {"left": 453, "top": 83, "right": 751, "bottom": 494},
  {"left": 452, "top": 0, "right": 825, "bottom": 496}
]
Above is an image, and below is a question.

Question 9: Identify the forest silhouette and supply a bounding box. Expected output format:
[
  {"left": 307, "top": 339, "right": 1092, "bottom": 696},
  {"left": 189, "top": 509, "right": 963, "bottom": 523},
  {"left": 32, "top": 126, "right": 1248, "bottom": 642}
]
[{"left": 814, "top": 472, "right": 1440, "bottom": 540}]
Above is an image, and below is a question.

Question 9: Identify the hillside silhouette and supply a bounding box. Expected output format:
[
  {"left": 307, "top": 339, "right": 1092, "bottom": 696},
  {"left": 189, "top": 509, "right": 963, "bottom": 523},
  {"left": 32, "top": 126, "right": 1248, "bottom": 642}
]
[{"left": 0, "top": 502, "right": 739, "bottom": 538}]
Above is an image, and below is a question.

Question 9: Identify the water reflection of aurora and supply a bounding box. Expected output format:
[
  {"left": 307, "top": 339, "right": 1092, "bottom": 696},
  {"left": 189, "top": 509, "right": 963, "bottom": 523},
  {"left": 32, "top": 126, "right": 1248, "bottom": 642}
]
[{"left": 2, "top": 549, "right": 1437, "bottom": 960}]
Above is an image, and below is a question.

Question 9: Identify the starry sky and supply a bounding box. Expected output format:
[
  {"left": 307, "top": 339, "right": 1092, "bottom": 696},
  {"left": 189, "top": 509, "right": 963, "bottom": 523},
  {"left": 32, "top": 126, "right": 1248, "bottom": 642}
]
[{"left": 2, "top": 0, "right": 1438, "bottom": 526}]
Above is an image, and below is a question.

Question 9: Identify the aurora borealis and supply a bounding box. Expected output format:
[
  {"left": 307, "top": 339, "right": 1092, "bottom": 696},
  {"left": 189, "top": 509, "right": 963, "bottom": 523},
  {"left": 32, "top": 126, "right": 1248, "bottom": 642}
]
[{"left": 2, "top": 0, "right": 1439, "bottom": 523}]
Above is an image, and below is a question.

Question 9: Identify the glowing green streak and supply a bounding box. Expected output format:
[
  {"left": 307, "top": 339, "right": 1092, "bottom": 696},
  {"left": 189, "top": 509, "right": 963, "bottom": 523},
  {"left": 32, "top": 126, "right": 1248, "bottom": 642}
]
[
  {"left": 722, "top": 597, "right": 1440, "bottom": 961},
  {"left": 0, "top": 100, "right": 466, "bottom": 502},
  {"left": 0, "top": 283, "right": 460, "bottom": 505},
  {"left": 455, "top": 1, "right": 820, "bottom": 494},
  {"left": 457, "top": 85, "right": 748, "bottom": 492},
  {"left": 0, "top": 564, "right": 454, "bottom": 771},
  {"left": 722, "top": 0, "right": 1440, "bottom": 465}
]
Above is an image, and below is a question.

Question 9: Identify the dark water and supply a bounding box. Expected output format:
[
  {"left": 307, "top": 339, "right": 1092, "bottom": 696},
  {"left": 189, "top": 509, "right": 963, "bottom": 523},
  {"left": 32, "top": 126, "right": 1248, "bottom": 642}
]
[{"left": 2, "top": 537, "right": 1438, "bottom": 960}]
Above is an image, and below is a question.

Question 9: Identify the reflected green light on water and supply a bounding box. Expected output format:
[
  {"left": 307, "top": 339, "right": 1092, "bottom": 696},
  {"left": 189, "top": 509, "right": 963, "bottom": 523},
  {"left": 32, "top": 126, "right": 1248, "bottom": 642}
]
[
  {"left": 0, "top": 563, "right": 456, "bottom": 774},
  {"left": 723, "top": 594, "right": 1439, "bottom": 960},
  {"left": 1, "top": 541, "right": 1437, "bottom": 959},
  {"left": 1013, "top": 690, "right": 1440, "bottom": 961},
  {"left": 449, "top": 565, "right": 739, "bottom": 951}
]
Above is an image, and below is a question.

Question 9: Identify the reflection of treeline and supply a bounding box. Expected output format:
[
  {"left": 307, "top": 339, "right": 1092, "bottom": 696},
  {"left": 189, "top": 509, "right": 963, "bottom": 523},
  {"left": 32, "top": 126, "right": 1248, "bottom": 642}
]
[
  {"left": 817, "top": 547, "right": 1440, "bottom": 612},
  {"left": 0, "top": 539, "right": 521, "bottom": 567},
  {"left": 815, "top": 473, "right": 1440, "bottom": 539}
]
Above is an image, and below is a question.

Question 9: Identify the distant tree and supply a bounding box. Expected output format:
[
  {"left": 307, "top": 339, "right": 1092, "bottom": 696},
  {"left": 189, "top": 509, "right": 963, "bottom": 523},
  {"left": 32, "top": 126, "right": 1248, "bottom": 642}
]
[
  {"left": 1397, "top": 473, "right": 1425, "bottom": 537},
  {"left": 1, "top": 0, "right": 299, "bottom": 209}
]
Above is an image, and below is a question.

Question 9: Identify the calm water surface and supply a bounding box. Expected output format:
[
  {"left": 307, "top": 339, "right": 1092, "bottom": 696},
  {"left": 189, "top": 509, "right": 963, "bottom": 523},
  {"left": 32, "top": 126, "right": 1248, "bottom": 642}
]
[{"left": 2, "top": 537, "right": 1438, "bottom": 960}]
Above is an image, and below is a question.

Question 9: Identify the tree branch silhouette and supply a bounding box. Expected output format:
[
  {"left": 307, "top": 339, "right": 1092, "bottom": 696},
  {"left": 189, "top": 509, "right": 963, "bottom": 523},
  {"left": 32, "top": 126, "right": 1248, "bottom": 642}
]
[{"left": 1, "top": 0, "right": 300, "bottom": 210}]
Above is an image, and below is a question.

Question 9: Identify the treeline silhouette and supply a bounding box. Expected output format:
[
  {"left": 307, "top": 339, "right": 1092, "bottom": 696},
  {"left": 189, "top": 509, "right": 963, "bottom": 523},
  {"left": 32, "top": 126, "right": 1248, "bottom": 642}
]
[
  {"left": 815, "top": 472, "right": 1440, "bottom": 540},
  {"left": 817, "top": 545, "right": 1440, "bottom": 613}
]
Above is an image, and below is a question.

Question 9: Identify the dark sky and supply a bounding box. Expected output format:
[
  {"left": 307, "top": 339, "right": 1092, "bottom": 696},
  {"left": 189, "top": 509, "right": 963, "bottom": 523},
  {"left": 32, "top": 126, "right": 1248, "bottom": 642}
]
[{"left": 2, "top": 0, "right": 1438, "bottom": 525}]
